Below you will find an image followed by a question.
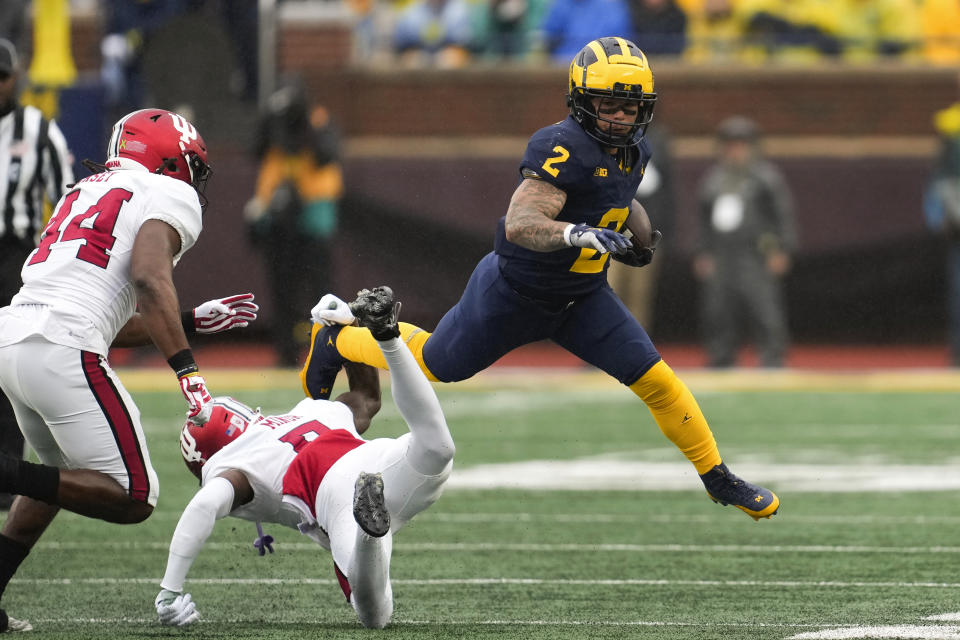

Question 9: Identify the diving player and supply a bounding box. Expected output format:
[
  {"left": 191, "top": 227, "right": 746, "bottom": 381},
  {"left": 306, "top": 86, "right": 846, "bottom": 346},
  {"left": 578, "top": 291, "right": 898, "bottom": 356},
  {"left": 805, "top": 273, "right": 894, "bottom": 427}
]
[
  {"left": 156, "top": 287, "right": 455, "bottom": 629},
  {"left": 303, "top": 37, "right": 779, "bottom": 521}
]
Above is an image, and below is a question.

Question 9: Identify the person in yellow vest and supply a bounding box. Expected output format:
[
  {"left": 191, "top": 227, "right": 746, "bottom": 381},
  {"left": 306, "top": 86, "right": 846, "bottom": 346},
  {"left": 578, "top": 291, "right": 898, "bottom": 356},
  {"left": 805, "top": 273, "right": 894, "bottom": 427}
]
[{"left": 245, "top": 81, "right": 344, "bottom": 366}]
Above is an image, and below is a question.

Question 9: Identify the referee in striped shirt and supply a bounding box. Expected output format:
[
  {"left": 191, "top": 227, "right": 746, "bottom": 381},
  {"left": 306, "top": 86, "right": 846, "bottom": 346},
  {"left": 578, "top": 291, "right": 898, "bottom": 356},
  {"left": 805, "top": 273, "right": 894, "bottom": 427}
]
[{"left": 0, "top": 38, "right": 74, "bottom": 510}]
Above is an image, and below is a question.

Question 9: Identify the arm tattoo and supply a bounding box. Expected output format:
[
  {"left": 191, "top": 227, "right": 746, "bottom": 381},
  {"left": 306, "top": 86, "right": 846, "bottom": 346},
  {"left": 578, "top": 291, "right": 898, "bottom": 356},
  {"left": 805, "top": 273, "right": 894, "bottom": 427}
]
[{"left": 504, "top": 179, "right": 569, "bottom": 252}]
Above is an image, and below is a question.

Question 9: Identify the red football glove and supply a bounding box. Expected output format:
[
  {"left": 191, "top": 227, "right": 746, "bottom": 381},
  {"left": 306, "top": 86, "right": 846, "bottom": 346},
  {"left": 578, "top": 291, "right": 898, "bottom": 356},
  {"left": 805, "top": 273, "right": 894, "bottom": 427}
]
[
  {"left": 179, "top": 373, "right": 213, "bottom": 425},
  {"left": 191, "top": 294, "right": 258, "bottom": 334}
]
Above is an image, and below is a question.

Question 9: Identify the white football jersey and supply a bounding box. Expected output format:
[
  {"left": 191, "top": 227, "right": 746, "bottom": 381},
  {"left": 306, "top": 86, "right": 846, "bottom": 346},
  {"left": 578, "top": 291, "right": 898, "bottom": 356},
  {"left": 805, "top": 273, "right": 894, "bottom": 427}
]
[
  {"left": 0, "top": 169, "right": 202, "bottom": 355},
  {"left": 200, "top": 398, "right": 361, "bottom": 527}
]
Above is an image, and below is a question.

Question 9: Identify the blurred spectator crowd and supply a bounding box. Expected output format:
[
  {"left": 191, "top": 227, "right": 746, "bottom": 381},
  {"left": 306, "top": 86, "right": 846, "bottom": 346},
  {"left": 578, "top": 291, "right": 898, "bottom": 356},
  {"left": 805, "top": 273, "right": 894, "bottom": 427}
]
[
  {"left": 339, "top": 0, "right": 960, "bottom": 68},
  {"left": 15, "top": 0, "right": 960, "bottom": 74}
]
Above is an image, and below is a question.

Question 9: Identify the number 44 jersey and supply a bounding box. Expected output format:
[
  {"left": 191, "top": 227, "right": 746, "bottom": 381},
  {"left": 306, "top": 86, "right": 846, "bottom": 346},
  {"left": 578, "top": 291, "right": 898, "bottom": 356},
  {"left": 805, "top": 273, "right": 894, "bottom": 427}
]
[{"left": 1, "top": 170, "right": 203, "bottom": 356}]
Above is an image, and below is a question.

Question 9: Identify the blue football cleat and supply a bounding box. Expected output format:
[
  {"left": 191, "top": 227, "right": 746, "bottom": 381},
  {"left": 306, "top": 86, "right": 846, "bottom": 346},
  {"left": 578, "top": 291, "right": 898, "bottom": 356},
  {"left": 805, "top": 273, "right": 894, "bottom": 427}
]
[
  {"left": 700, "top": 463, "right": 779, "bottom": 520},
  {"left": 302, "top": 324, "right": 347, "bottom": 400}
]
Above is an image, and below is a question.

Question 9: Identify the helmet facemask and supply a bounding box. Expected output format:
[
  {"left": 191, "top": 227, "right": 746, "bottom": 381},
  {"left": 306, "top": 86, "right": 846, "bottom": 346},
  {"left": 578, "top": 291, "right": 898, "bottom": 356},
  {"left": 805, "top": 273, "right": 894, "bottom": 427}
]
[
  {"left": 183, "top": 152, "right": 213, "bottom": 210},
  {"left": 569, "top": 86, "right": 656, "bottom": 148}
]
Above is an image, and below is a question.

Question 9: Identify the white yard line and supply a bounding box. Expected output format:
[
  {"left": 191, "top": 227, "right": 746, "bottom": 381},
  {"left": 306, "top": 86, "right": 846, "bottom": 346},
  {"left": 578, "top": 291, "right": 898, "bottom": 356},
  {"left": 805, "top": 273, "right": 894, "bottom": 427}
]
[
  {"left": 22, "top": 615, "right": 960, "bottom": 639},
  {"left": 14, "top": 577, "right": 960, "bottom": 589},
  {"left": 446, "top": 460, "right": 960, "bottom": 492},
  {"left": 130, "top": 510, "right": 960, "bottom": 525},
  {"left": 788, "top": 626, "right": 960, "bottom": 639},
  {"left": 6, "top": 616, "right": 864, "bottom": 628},
  {"left": 416, "top": 513, "right": 960, "bottom": 525},
  {"left": 29, "top": 541, "right": 960, "bottom": 554}
]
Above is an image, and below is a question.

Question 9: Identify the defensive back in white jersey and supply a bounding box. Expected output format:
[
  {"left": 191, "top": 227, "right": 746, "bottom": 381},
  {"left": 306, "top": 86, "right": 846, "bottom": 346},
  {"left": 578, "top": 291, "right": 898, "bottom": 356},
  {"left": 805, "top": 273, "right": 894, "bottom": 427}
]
[
  {"left": 199, "top": 398, "right": 360, "bottom": 526},
  {"left": 3, "top": 170, "right": 202, "bottom": 355}
]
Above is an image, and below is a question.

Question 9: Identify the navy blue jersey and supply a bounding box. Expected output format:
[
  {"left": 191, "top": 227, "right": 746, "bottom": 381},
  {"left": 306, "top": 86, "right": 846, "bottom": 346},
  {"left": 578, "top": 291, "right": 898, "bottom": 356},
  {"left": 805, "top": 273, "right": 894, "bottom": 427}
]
[{"left": 494, "top": 116, "right": 651, "bottom": 300}]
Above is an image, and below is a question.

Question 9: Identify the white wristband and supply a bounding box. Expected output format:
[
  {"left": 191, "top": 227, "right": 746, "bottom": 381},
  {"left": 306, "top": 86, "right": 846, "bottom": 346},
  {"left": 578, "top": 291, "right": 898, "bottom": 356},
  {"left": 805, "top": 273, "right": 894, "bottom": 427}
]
[{"left": 563, "top": 223, "right": 576, "bottom": 247}]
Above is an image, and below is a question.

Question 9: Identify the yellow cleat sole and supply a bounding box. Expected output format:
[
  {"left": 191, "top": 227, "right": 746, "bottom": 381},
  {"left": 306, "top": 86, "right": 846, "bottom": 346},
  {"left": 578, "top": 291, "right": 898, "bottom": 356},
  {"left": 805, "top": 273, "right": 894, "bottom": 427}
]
[{"left": 707, "top": 491, "right": 780, "bottom": 521}]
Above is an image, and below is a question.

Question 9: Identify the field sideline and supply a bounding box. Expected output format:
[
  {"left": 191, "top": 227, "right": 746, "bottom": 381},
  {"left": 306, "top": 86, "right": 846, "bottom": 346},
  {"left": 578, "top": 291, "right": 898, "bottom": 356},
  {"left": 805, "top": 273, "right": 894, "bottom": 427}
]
[
  {"left": 2, "top": 365, "right": 959, "bottom": 639},
  {"left": 116, "top": 364, "right": 960, "bottom": 393}
]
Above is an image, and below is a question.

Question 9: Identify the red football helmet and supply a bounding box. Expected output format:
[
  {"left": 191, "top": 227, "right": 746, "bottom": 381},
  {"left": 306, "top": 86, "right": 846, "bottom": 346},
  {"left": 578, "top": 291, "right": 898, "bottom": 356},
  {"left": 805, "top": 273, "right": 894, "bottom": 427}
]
[
  {"left": 180, "top": 397, "right": 259, "bottom": 479},
  {"left": 105, "top": 108, "right": 212, "bottom": 199}
]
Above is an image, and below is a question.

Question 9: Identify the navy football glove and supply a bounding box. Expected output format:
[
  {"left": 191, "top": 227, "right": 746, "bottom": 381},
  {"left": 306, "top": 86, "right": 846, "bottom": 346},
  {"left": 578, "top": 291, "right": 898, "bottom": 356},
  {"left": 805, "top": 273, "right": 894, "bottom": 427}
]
[
  {"left": 612, "top": 230, "right": 662, "bottom": 268},
  {"left": 565, "top": 223, "right": 633, "bottom": 255}
]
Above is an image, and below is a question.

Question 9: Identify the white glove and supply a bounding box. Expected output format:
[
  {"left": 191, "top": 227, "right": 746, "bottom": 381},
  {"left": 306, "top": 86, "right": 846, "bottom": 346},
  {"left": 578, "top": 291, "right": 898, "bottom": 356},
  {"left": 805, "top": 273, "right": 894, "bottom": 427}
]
[
  {"left": 564, "top": 223, "right": 633, "bottom": 255},
  {"left": 310, "top": 294, "right": 356, "bottom": 326},
  {"left": 179, "top": 373, "right": 213, "bottom": 425},
  {"left": 192, "top": 293, "right": 259, "bottom": 334},
  {"left": 155, "top": 589, "right": 199, "bottom": 627}
]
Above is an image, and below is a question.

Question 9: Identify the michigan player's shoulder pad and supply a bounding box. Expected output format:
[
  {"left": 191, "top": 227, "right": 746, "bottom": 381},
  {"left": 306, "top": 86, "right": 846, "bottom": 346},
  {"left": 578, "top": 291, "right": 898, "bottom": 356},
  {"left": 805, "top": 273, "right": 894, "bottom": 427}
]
[{"left": 521, "top": 118, "right": 600, "bottom": 190}]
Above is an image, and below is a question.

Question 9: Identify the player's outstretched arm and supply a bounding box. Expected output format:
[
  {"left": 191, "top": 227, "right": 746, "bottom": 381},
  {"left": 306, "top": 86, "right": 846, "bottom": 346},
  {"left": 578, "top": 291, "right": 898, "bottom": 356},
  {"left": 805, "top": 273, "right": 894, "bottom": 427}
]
[
  {"left": 157, "top": 472, "right": 253, "bottom": 626},
  {"left": 113, "top": 293, "right": 260, "bottom": 347},
  {"left": 131, "top": 220, "right": 215, "bottom": 424}
]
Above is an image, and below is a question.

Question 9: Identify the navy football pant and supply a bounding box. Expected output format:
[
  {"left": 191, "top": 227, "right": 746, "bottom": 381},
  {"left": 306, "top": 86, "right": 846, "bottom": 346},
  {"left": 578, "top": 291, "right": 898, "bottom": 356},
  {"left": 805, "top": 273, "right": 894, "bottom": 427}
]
[{"left": 423, "top": 253, "right": 661, "bottom": 385}]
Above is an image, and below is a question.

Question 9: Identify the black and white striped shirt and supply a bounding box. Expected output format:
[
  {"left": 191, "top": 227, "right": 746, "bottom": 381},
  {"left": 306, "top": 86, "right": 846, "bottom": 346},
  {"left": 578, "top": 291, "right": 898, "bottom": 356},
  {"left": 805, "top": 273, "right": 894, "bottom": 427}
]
[{"left": 0, "top": 103, "right": 74, "bottom": 244}]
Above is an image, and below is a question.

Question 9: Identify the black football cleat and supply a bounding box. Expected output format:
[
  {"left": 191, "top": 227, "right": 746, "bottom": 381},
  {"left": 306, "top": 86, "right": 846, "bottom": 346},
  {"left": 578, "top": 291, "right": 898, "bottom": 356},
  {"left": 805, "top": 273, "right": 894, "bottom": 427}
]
[
  {"left": 349, "top": 287, "right": 401, "bottom": 341},
  {"left": 700, "top": 463, "right": 779, "bottom": 521},
  {"left": 353, "top": 472, "right": 390, "bottom": 538},
  {"left": 302, "top": 324, "right": 347, "bottom": 400}
]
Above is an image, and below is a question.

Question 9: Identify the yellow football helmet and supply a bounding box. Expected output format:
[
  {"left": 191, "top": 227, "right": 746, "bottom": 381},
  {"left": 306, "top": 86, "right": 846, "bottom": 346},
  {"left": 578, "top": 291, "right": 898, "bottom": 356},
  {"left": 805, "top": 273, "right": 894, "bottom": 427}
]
[{"left": 567, "top": 36, "right": 657, "bottom": 148}]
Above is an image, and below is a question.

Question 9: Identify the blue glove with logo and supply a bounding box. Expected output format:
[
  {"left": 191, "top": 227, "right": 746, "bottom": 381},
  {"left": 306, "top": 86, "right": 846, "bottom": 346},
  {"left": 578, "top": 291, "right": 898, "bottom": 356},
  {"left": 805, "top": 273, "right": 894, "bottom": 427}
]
[{"left": 565, "top": 223, "right": 633, "bottom": 255}]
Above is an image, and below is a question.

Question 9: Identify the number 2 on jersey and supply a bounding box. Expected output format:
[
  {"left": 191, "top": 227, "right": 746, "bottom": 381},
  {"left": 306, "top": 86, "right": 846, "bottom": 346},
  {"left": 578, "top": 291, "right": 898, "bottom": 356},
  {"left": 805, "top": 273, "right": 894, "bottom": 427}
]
[
  {"left": 28, "top": 187, "right": 133, "bottom": 268},
  {"left": 569, "top": 206, "right": 629, "bottom": 274},
  {"left": 541, "top": 146, "right": 570, "bottom": 178}
]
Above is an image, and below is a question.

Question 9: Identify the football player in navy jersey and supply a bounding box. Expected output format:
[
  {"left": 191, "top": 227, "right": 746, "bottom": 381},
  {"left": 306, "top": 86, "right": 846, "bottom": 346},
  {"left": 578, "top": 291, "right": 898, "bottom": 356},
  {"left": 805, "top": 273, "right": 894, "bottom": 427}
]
[{"left": 304, "top": 37, "right": 779, "bottom": 521}]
